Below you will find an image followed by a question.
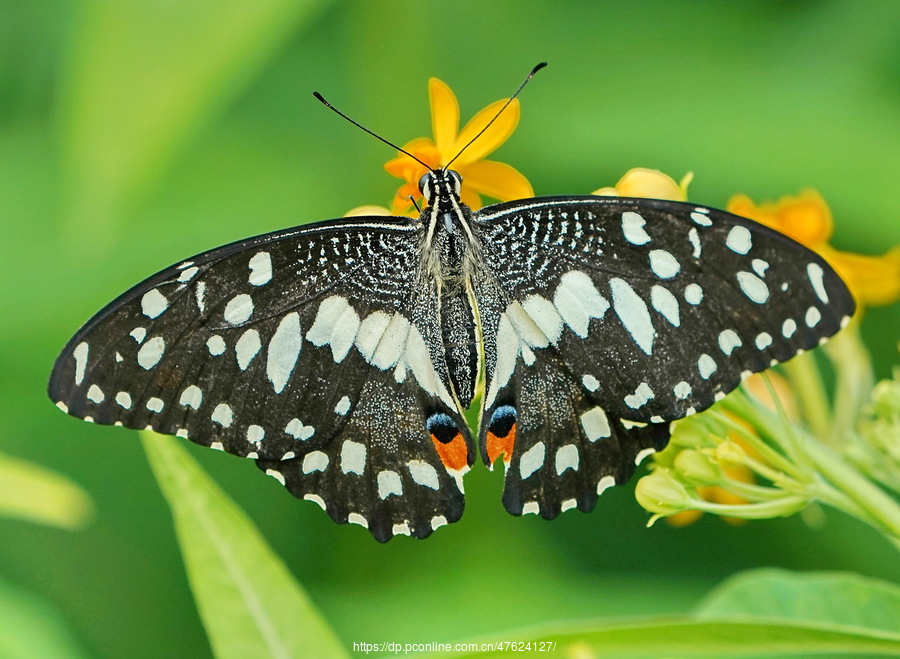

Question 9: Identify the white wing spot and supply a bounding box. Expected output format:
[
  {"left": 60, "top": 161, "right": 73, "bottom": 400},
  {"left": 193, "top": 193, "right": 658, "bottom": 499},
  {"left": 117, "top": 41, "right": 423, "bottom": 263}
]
[
  {"left": 348, "top": 513, "right": 369, "bottom": 528},
  {"left": 555, "top": 444, "right": 579, "bottom": 475},
  {"left": 610, "top": 277, "right": 655, "bottom": 355},
  {"left": 265, "top": 469, "right": 286, "bottom": 485},
  {"left": 248, "top": 251, "right": 272, "bottom": 286},
  {"left": 698, "top": 354, "right": 717, "bottom": 379},
  {"left": 674, "top": 381, "right": 692, "bottom": 399},
  {"left": 621, "top": 211, "right": 651, "bottom": 245},
  {"left": 211, "top": 403, "right": 233, "bottom": 427},
  {"left": 718, "top": 329, "right": 742, "bottom": 355},
  {"left": 179, "top": 385, "right": 202, "bottom": 409},
  {"left": 726, "top": 225, "right": 752, "bottom": 254},
  {"left": 408, "top": 460, "right": 440, "bottom": 490},
  {"left": 206, "top": 335, "right": 226, "bottom": 355},
  {"left": 246, "top": 424, "right": 265, "bottom": 444},
  {"left": 688, "top": 227, "right": 701, "bottom": 258},
  {"left": 147, "top": 397, "right": 164, "bottom": 413},
  {"left": 522, "top": 295, "right": 565, "bottom": 344},
  {"left": 684, "top": 283, "right": 703, "bottom": 305},
  {"left": 805, "top": 306, "right": 822, "bottom": 327},
  {"left": 377, "top": 470, "right": 403, "bottom": 500},
  {"left": 580, "top": 406, "right": 611, "bottom": 441},
  {"left": 650, "top": 285, "right": 680, "bottom": 326},
  {"left": 624, "top": 382, "right": 654, "bottom": 409},
  {"left": 752, "top": 259, "right": 770, "bottom": 277},
  {"left": 597, "top": 475, "right": 616, "bottom": 495},
  {"left": 807, "top": 263, "right": 829, "bottom": 303},
  {"left": 73, "top": 342, "right": 89, "bottom": 385},
  {"left": 335, "top": 396, "right": 351, "bottom": 416},
  {"left": 137, "top": 336, "right": 165, "bottom": 369},
  {"left": 284, "top": 418, "right": 314, "bottom": 440},
  {"left": 755, "top": 332, "right": 773, "bottom": 350},
  {"left": 235, "top": 329, "right": 262, "bottom": 370},
  {"left": 691, "top": 210, "right": 713, "bottom": 226},
  {"left": 130, "top": 328, "right": 146, "bottom": 343},
  {"left": 195, "top": 282, "right": 206, "bottom": 313},
  {"left": 302, "top": 451, "right": 328, "bottom": 474},
  {"left": 141, "top": 289, "right": 168, "bottom": 318},
  {"left": 552, "top": 270, "right": 609, "bottom": 338},
  {"left": 582, "top": 374, "right": 600, "bottom": 392},
  {"left": 87, "top": 384, "right": 105, "bottom": 403},
  {"left": 737, "top": 271, "right": 770, "bottom": 303},
  {"left": 519, "top": 442, "right": 545, "bottom": 479},
  {"left": 224, "top": 293, "right": 253, "bottom": 324},
  {"left": 340, "top": 440, "right": 366, "bottom": 475},
  {"left": 177, "top": 266, "right": 199, "bottom": 283},
  {"left": 355, "top": 311, "right": 392, "bottom": 361},
  {"left": 648, "top": 249, "right": 680, "bottom": 278},
  {"left": 522, "top": 502, "right": 540, "bottom": 515},
  {"left": 561, "top": 499, "right": 577, "bottom": 512},
  {"left": 635, "top": 448, "right": 656, "bottom": 465},
  {"left": 304, "top": 493, "right": 326, "bottom": 509},
  {"left": 782, "top": 318, "right": 798, "bottom": 338},
  {"left": 266, "top": 312, "right": 302, "bottom": 393}
]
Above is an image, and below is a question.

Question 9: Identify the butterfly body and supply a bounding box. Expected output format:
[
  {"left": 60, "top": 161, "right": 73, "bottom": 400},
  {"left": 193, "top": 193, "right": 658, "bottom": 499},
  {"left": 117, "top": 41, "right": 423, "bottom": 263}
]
[{"left": 49, "top": 169, "right": 854, "bottom": 542}]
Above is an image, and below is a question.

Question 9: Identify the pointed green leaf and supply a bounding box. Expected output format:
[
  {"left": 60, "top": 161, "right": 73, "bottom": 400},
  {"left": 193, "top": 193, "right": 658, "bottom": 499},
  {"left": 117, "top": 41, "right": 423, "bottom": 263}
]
[
  {"left": 141, "top": 431, "right": 347, "bottom": 659},
  {"left": 697, "top": 568, "right": 900, "bottom": 636},
  {"left": 0, "top": 451, "right": 93, "bottom": 529}
]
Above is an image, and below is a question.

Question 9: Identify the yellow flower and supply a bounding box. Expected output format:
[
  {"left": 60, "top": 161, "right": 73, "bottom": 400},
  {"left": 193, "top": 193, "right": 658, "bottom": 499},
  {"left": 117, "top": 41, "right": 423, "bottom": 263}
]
[
  {"left": 727, "top": 190, "right": 900, "bottom": 307},
  {"left": 383, "top": 78, "right": 533, "bottom": 217},
  {"left": 593, "top": 168, "right": 693, "bottom": 201}
]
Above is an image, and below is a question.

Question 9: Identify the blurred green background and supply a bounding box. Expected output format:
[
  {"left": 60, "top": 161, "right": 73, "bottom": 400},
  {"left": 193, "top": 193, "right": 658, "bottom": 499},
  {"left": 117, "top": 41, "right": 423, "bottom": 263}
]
[{"left": 2, "top": 1, "right": 899, "bottom": 657}]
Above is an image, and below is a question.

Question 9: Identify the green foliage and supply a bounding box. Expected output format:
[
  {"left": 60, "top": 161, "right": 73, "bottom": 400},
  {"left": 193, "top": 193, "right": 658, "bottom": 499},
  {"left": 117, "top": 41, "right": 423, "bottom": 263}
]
[{"left": 142, "top": 432, "right": 346, "bottom": 659}]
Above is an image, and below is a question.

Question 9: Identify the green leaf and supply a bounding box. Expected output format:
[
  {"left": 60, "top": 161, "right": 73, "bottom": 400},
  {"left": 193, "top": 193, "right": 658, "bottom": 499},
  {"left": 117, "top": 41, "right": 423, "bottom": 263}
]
[
  {"left": 60, "top": 0, "right": 327, "bottom": 243},
  {"left": 0, "top": 451, "right": 93, "bottom": 529},
  {"left": 141, "top": 431, "right": 347, "bottom": 659},
  {"left": 697, "top": 568, "right": 900, "bottom": 636},
  {"left": 442, "top": 620, "right": 900, "bottom": 658},
  {"left": 0, "top": 577, "right": 93, "bottom": 659},
  {"left": 444, "top": 569, "right": 900, "bottom": 657}
]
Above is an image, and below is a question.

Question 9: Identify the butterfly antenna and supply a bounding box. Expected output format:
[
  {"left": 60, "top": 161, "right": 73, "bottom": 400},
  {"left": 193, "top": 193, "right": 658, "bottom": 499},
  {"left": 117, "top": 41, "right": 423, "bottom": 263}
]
[
  {"left": 313, "top": 91, "right": 431, "bottom": 169},
  {"left": 443, "top": 61, "right": 547, "bottom": 171}
]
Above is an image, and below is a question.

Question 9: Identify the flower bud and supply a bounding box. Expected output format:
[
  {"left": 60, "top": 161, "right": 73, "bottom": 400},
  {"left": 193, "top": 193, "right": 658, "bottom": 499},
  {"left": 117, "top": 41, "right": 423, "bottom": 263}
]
[
  {"left": 635, "top": 471, "right": 692, "bottom": 515},
  {"left": 715, "top": 440, "right": 748, "bottom": 467},
  {"left": 674, "top": 449, "right": 723, "bottom": 486}
]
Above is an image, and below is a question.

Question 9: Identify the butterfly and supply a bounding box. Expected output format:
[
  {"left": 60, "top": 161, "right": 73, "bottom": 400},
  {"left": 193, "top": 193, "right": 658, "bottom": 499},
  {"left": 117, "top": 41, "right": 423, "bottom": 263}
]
[{"left": 49, "top": 67, "right": 855, "bottom": 542}]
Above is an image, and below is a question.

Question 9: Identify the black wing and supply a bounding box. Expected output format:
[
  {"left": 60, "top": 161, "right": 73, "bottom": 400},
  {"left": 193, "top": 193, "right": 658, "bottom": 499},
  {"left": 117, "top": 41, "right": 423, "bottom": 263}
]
[
  {"left": 49, "top": 217, "right": 474, "bottom": 541},
  {"left": 472, "top": 196, "right": 855, "bottom": 518}
]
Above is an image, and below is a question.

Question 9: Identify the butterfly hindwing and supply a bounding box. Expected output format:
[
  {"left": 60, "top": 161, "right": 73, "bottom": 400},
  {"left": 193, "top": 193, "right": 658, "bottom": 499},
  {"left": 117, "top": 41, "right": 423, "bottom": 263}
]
[
  {"left": 473, "top": 196, "right": 854, "bottom": 516},
  {"left": 49, "top": 217, "right": 474, "bottom": 541}
]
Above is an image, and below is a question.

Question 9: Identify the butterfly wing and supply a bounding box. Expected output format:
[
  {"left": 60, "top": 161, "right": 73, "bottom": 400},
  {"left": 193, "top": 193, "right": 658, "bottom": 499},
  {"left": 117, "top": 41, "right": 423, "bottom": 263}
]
[
  {"left": 473, "top": 196, "right": 855, "bottom": 517},
  {"left": 49, "top": 217, "right": 473, "bottom": 541}
]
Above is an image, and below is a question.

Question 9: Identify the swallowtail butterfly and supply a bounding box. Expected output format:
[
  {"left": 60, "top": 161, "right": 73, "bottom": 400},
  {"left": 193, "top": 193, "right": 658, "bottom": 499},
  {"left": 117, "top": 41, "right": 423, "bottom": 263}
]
[{"left": 49, "top": 66, "right": 855, "bottom": 542}]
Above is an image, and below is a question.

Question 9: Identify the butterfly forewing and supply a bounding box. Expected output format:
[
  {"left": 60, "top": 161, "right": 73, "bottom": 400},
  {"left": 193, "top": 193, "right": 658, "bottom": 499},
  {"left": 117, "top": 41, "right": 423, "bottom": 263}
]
[
  {"left": 473, "top": 196, "right": 854, "bottom": 518},
  {"left": 49, "top": 216, "right": 474, "bottom": 540}
]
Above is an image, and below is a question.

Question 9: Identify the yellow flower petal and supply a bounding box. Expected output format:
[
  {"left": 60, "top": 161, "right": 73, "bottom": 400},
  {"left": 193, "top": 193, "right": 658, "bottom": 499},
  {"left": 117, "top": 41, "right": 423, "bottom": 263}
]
[
  {"left": 344, "top": 205, "right": 393, "bottom": 217},
  {"left": 429, "top": 78, "right": 459, "bottom": 156},
  {"left": 726, "top": 190, "right": 833, "bottom": 247},
  {"left": 728, "top": 190, "right": 900, "bottom": 308},
  {"left": 459, "top": 159, "right": 533, "bottom": 202},
  {"left": 592, "top": 168, "right": 691, "bottom": 201},
  {"left": 820, "top": 245, "right": 900, "bottom": 307},
  {"left": 451, "top": 98, "right": 520, "bottom": 166}
]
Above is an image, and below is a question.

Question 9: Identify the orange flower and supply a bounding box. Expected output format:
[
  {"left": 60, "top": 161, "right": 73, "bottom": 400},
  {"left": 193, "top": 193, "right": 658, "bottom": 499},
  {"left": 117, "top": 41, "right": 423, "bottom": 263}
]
[
  {"left": 383, "top": 78, "right": 533, "bottom": 217},
  {"left": 728, "top": 190, "right": 900, "bottom": 308}
]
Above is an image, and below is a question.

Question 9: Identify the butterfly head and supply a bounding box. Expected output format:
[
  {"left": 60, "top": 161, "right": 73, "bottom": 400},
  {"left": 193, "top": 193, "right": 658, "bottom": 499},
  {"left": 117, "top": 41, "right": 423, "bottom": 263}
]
[{"left": 418, "top": 169, "right": 463, "bottom": 208}]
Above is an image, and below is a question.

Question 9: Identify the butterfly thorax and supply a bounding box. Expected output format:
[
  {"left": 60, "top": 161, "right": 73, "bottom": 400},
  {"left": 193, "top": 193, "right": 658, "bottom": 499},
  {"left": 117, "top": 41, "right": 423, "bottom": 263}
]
[{"left": 418, "top": 170, "right": 483, "bottom": 408}]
